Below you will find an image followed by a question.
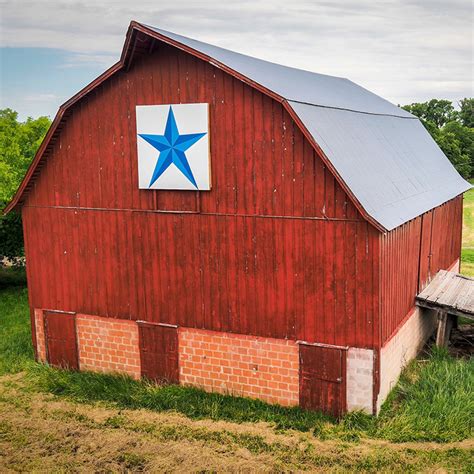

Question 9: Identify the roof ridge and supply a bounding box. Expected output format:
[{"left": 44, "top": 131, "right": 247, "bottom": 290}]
[
  {"left": 141, "top": 23, "right": 348, "bottom": 81},
  {"left": 142, "top": 23, "right": 413, "bottom": 118}
]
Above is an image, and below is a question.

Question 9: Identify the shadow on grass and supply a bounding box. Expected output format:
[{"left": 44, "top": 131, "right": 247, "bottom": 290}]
[{"left": 0, "top": 266, "right": 27, "bottom": 289}]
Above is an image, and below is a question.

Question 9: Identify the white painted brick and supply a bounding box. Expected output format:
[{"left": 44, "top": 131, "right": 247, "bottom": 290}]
[{"left": 346, "top": 348, "right": 374, "bottom": 413}]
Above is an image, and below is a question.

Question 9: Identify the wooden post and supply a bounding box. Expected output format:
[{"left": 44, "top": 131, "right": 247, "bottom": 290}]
[{"left": 435, "top": 310, "right": 448, "bottom": 347}]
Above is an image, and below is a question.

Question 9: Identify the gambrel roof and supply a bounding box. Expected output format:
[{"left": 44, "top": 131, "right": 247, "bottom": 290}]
[{"left": 6, "top": 21, "right": 471, "bottom": 231}]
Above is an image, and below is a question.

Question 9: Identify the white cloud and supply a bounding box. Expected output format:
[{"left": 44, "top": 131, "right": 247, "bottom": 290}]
[
  {"left": 0, "top": 0, "right": 472, "bottom": 104},
  {"left": 24, "top": 93, "right": 59, "bottom": 102}
]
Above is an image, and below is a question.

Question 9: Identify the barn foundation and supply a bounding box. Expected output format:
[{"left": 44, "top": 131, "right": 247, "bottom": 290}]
[
  {"left": 179, "top": 328, "right": 300, "bottom": 406},
  {"left": 377, "top": 306, "right": 438, "bottom": 412},
  {"left": 34, "top": 310, "right": 387, "bottom": 414}
]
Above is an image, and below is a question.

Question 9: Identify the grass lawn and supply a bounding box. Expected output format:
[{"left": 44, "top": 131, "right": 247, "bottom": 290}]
[
  {"left": 0, "top": 192, "right": 473, "bottom": 471},
  {"left": 461, "top": 183, "right": 474, "bottom": 276}
]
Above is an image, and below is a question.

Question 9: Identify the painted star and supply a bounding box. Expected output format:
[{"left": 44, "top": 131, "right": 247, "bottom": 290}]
[{"left": 138, "top": 106, "right": 206, "bottom": 189}]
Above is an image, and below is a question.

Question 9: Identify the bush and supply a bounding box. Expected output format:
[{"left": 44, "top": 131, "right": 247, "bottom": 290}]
[{"left": 0, "top": 204, "right": 24, "bottom": 262}]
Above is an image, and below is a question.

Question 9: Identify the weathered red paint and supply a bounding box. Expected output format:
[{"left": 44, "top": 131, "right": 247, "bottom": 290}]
[
  {"left": 43, "top": 311, "right": 79, "bottom": 369},
  {"left": 380, "top": 196, "right": 463, "bottom": 344},
  {"left": 299, "top": 344, "right": 347, "bottom": 417},
  {"left": 20, "top": 41, "right": 381, "bottom": 350},
  {"left": 138, "top": 322, "right": 179, "bottom": 383}
]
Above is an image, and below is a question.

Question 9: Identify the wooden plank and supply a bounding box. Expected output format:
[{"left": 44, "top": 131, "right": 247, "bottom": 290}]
[
  {"left": 299, "top": 344, "right": 346, "bottom": 417},
  {"left": 137, "top": 322, "right": 179, "bottom": 383},
  {"left": 44, "top": 311, "right": 79, "bottom": 369},
  {"left": 435, "top": 310, "right": 448, "bottom": 347},
  {"left": 416, "top": 271, "right": 474, "bottom": 317}
]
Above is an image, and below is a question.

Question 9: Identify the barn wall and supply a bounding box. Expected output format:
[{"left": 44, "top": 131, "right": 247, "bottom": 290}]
[
  {"left": 379, "top": 195, "right": 463, "bottom": 345},
  {"left": 377, "top": 307, "right": 438, "bottom": 412},
  {"left": 23, "top": 205, "right": 379, "bottom": 348},
  {"left": 21, "top": 41, "right": 381, "bottom": 349}
]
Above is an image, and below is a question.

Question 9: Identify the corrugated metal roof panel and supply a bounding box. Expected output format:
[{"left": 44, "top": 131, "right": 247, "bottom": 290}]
[
  {"left": 289, "top": 102, "right": 472, "bottom": 230},
  {"left": 146, "top": 25, "right": 413, "bottom": 118}
]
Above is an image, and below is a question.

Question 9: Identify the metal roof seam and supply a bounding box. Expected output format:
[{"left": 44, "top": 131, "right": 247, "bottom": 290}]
[{"left": 286, "top": 99, "right": 417, "bottom": 119}]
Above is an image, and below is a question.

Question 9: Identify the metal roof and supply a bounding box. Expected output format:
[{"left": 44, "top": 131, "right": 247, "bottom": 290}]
[
  {"left": 289, "top": 102, "right": 471, "bottom": 230},
  {"left": 147, "top": 25, "right": 472, "bottom": 231},
  {"left": 146, "top": 26, "right": 413, "bottom": 118}
]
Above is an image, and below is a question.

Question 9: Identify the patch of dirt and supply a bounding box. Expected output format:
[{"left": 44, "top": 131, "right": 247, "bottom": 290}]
[
  {"left": 0, "top": 374, "right": 472, "bottom": 473},
  {"left": 448, "top": 324, "right": 474, "bottom": 358}
]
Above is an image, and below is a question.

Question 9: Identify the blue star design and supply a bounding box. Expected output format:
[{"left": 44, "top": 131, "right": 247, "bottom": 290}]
[{"left": 138, "top": 106, "right": 206, "bottom": 189}]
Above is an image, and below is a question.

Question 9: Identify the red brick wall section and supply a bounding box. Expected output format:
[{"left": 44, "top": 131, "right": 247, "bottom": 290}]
[
  {"left": 75, "top": 314, "right": 141, "bottom": 379},
  {"left": 34, "top": 309, "right": 47, "bottom": 362},
  {"left": 179, "top": 328, "right": 299, "bottom": 406}
]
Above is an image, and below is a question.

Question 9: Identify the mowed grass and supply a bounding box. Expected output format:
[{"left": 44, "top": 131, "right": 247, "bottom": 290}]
[
  {"left": 0, "top": 274, "right": 473, "bottom": 446},
  {"left": 461, "top": 183, "right": 474, "bottom": 276},
  {"left": 0, "top": 283, "right": 33, "bottom": 375}
]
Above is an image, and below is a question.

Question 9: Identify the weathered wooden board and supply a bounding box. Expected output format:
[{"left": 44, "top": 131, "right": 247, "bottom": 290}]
[
  {"left": 44, "top": 311, "right": 79, "bottom": 369},
  {"left": 137, "top": 322, "right": 179, "bottom": 383},
  {"left": 299, "top": 343, "right": 347, "bottom": 417},
  {"left": 380, "top": 197, "right": 463, "bottom": 344},
  {"left": 416, "top": 270, "right": 474, "bottom": 318}
]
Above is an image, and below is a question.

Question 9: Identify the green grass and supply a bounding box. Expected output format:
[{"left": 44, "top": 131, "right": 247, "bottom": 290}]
[
  {"left": 462, "top": 184, "right": 474, "bottom": 276},
  {"left": 376, "top": 348, "right": 474, "bottom": 442},
  {"left": 27, "top": 364, "right": 333, "bottom": 432},
  {"left": 1, "top": 267, "right": 473, "bottom": 444},
  {"left": 0, "top": 286, "right": 33, "bottom": 374}
]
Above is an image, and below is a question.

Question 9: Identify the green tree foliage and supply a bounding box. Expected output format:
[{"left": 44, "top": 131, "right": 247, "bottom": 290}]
[
  {"left": 403, "top": 99, "right": 458, "bottom": 128},
  {"left": 403, "top": 98, "right": 474, "bottom": 178},
  {"left": 0, "top": 109, "right": 51, "bottom": 260},
  {"left": 459, "top": 98, "right": 474, "bottom": 128}
]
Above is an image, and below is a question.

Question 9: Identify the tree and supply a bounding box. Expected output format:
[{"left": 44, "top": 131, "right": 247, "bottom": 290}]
[
  {"left": 458, "top": 98, "right": 474, "bottom": 128},
  {"left": 0, "top": 109, "right": 51, "bottom": 260},
  {"left": 402, "top": 99, "right": 473, "bottom": 179},
  {"left": 436, "top": 128, "right": 471, "bottom": 179},
  {"left": 0, "top": 109, "right": 51, "bottom": 202},
  {"left": 402, "top": 99, "right": 458, "bottom": 128}
]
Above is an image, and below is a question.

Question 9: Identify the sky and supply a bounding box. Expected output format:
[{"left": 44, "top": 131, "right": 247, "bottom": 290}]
[{"left": 0, "top": 0, "right": 472, "bottom": 121}]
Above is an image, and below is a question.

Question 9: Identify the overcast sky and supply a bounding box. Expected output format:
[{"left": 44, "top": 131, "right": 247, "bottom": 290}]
[{"left": 0, "top": 0, "right": 472, "bottom": 120}]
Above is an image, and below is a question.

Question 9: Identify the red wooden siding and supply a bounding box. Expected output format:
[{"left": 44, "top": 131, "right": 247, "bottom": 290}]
[
  {"left": 25, "top": 43, "right": 360, "bottom": 221},
  {"left": 19, "top": 37, "right": 463, "bottom": 353},
  {"left": 138, "top": 322, "right": 179, "bottom": 383},
  {"left": 380, "top": 196, "right": 463, "bottom": 344},
  {"left": 299, "top": 343, "right": 347, "bottom": 417},
  {"left": 22, "top": 206, "right": 379, "bottom": 348},
  {"left": 43, "top": 311, "right": 79, "bottom": 369}
]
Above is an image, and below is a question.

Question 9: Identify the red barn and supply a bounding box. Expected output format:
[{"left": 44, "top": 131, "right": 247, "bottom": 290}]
[{"left": 6, "top": 22, "right": 471, "bottom": 415}]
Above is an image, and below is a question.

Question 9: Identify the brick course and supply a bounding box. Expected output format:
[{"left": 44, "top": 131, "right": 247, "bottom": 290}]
[
  {"left": 75, "top": 314, "right": 141, "bottom": 379},
  {"left": 179, "top": 328, "right": 299, "bottom": 406}
]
